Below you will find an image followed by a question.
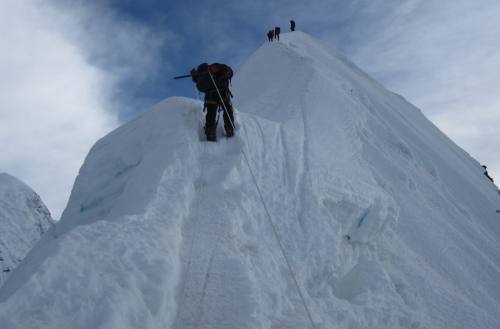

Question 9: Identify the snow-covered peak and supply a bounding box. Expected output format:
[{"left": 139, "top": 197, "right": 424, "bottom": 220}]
[
  {"left": 1, "top": 32, "right": 500, "bottom": 329},
  {"left": 0, "top": 173, "right": 53, "bottom": 287},
  {"left": 235, "top": 32, "right": 382, "bottom": 120},
  {"left": 0, "top": 173, "right": 34, "bottom": 198}
]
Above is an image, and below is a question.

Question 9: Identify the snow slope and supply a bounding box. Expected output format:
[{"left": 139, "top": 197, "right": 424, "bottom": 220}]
[
  {"left": 1, "top": 32, "right": 500, "bottom": 329},
  {"left": 0, "top": 173, "right": 53, "bottom": 287}
]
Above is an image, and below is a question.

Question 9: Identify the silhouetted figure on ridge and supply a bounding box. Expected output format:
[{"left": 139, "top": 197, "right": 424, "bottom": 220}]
[
  {"left": 267, "top": 30, "right": 274, "bottom": 42},
  {"left": 290, "top": 19, "right": 296, "bottom": 31},
  {"left": 274, "top": 26, "right": 281, "bottom": 41}
]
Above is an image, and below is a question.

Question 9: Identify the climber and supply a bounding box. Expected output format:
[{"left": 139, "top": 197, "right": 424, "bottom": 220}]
[
  {"left": 274, "top": 26, "right": 281, "bottom": 41},
  {"left": 482, "top": 165, "right": 494, "bottom": 183},
  {"left": 267, "top": 29, "right": 274, "bottom": 42},
  {"left": 290, "top": 19, "right": 296, "bottom": 31},
  {"left": 190, "top": 63, "right": 235, "bottom": 142}
]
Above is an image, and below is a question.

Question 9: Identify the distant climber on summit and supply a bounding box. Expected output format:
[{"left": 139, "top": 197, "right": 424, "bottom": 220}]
[
  {"left": 267, "top": 30, "right": 274, "bottom": 42},
  {"left": 190, "top": 63, "right": 235, "bottom": 142},
  {"left": 290, "top": 19, "right": 296, "bottom": 31},
  {"left": 274, "top": 26, "right": 281, "bottom": 41}
]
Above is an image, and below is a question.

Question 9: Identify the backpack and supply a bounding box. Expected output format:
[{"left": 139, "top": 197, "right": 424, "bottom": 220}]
[
  {"left": 194, "top": 63, "right": 213, "bottom": 93},
  {"left": 195, "top": 63, "right": 232, "bottom": 93}
]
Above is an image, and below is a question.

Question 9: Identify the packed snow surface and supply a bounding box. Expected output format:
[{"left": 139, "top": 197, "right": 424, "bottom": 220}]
[
  {"left": 0, "top": 173, "right": 53, "bottom": 287},
  {"left": 1, "top": 32, "right": 500, "bottom": 329}
]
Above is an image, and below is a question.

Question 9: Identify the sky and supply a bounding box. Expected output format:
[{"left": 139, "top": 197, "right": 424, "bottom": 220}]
[{"left": 1, "top": 0, "right": 499, "bottom": 218}]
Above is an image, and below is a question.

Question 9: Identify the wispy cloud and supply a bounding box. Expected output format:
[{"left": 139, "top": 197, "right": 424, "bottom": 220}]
[
  {"left": 338, "top": 0, "right": 500, "bottom": 180},
  {"left": 46, "top": 0, "right": 181, "bottom": 117},
  {"left": 0, "top": 0, "right": 174, "bottom": 218}
]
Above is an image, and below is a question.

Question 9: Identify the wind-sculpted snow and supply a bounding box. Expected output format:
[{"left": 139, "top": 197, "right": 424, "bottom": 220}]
[
  {"left": 0, "top": 174, "right": 53, "bottom": 287},
  {"left": 1, "top": 32, "right": 500, "bottom": 329}
]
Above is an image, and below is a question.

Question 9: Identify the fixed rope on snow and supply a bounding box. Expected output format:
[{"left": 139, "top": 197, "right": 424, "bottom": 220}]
[{"left": 207, "top": 70, "right": 319, "bottom": 329}]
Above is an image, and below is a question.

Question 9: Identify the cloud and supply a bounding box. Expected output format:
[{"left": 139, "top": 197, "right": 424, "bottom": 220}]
[
  {"left": 45, "top": 0, "right": 180, "bottom": 118},
  {"left": 339, "top": 0, "right": 500, "bottom": 180},
  {"left": 0, "top": 0, "right": 173, "bottom": 218},
  {"left": 0, "top": 0, "right": 115, "bottom": 218}
]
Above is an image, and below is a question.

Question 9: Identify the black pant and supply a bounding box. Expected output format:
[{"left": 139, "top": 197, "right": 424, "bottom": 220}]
[{"left": 204, "top": 91, "right": 234, "bottom": 133}]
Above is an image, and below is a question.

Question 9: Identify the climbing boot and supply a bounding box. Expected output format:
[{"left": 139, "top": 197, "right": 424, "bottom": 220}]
[
  {"left": 225, "top": 125, "right": 234, "bottom": 138},
  {"left": 205, "top": 126, "right": 217, "bottom": 142}
]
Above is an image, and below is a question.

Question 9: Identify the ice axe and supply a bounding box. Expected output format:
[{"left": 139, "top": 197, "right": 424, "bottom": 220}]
[{"left": 173, "top": 74, "right": 191, "bottom": 80}]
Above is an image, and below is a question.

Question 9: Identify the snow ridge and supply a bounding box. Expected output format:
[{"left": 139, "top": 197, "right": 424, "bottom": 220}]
[{"left": 0, "top": 173, "right": 53, "bottom": 287}]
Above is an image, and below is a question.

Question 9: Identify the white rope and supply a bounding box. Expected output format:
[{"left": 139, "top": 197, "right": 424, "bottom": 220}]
[{"left": 208, "top": 71, "right": 318, "bottom": 329}]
